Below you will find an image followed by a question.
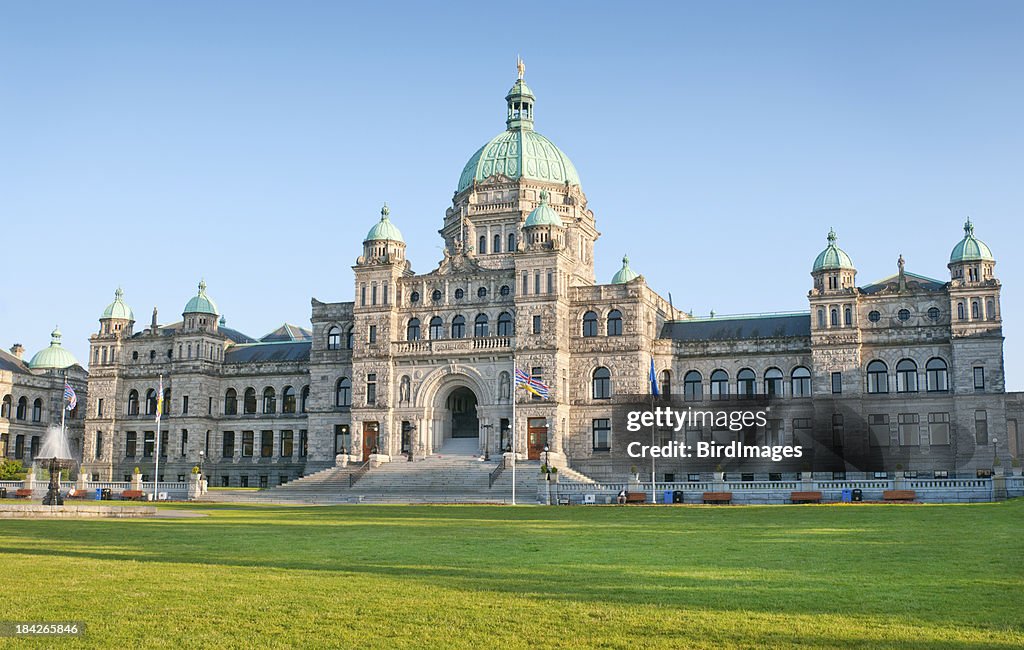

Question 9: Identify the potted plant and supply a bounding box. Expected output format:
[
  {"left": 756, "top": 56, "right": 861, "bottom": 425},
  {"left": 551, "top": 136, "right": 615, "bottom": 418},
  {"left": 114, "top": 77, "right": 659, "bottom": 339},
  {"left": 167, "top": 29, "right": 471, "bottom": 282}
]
[
  {"left": 629, "top": 465, "right": 640, "bottom": 484},
  {"left": 714, "top": 464, "right": 725, "bottom": 482},
  {"left": 1011, "top": 457, "right": 1021, "bottom": 476},
  {"left": 993, "top": 456, "right": 1004, "bottom": 476},
  {"left": 191, "top": 466, "right": 201, "bottom": 475},
  {"left": 549, "top": 466, "right": 559, "bottom": 483}
]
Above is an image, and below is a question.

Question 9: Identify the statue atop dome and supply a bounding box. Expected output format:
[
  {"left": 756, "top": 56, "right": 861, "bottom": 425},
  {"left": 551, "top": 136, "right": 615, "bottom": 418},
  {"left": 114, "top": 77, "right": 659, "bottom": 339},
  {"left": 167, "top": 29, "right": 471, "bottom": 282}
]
[{"left": 517, "top": 56, "right": 525, "bottom": 80}]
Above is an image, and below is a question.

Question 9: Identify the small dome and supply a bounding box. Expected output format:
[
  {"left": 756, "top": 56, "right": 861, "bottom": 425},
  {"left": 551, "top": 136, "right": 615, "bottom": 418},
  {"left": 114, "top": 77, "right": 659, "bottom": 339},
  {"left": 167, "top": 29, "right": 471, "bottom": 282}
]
[
  {"left": 524, "top": 190, "right": 562, "bottom": 228},
  {"left": 364, "top": 203, "right": 405, "bottom": 243},
  {"left": 28, "top": 327, "right": 80, "bottom": 370},
  {"left": 812, "top": 229, "right": 855, "bottom": 272},
  {"left": 611, "top": 255, "right": 640, "bottom": 284},
  {"left": 101, "top": 287, "right": 135, "bottom": 321},
  {"left": 949, "top": 218, "right": 994, "bottom": 263},
  {"left": 183, "top": 280, "right": 219, "bottom": 316}
]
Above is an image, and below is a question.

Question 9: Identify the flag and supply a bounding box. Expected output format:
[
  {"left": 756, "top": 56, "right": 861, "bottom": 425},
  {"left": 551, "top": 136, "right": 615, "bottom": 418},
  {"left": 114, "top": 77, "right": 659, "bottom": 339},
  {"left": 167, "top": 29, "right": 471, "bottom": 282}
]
[
  {"left": 63, "top": 381, "right": 77, "bottom": 411},
  {"left": 155, "top": 376, "right": 164, "bottom": 421},
  {"left": 649, "top": 358, "right": 660, "bottom": 397},
  {"left": 514, "top": 367, "right": 550, "bottom": 400}
]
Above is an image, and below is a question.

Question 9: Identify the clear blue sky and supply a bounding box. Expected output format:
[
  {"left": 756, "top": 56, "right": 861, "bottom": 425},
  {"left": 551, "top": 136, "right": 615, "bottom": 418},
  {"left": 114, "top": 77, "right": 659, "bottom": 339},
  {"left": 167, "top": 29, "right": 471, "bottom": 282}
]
[{"left": 2, "top": 1, "right": 1022, "bottom": 388}]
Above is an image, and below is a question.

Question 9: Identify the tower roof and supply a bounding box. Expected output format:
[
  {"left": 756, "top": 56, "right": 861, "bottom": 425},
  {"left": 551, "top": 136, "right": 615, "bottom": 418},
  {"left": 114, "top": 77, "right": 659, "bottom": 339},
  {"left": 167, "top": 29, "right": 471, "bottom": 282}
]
[
  {"left": 523, "top": 190, "right": 562, "bottom": 228},
  {"left": 457, "top": 61, "right": 580, "bottom": 193},
  {"left": 101, "top": 287, "right": 135, "bottom": 321},
  {"left": 28, "top": 326, "right": 80, "bottom": 370},
  {"left": 183, "top": 280, "right": 219, "bottom": 316},
  {"left": 364, "top": 203, "right": 405, "bottom": 243},
  {"left": 812, "top": 229, "right": 855, "bottom": 272},
  {"left": 611, "top": 255, "right": 640, "bottom": 284},
  {"left": 949, "top": 218, "right": 994, "bottom": 263}
]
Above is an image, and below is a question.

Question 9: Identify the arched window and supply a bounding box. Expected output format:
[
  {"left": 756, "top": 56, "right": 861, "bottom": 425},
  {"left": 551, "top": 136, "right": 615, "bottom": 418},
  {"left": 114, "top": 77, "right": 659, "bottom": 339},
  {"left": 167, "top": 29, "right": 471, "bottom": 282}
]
[
  {"left": 478, "top": 235, "right": 487, "bottom": 254},
  {"left": 145, "top": 389, "right": 157, "bottom": 415},
  {"left": 300, "top": 385, "right": 309, "bottom": 413},
  {"left": 926, "top": 358, "right": 948, "bottom": 392},
  {"left": 428, "top": 316, "right": 443, "bottom": 339},
  {"left": 474, "top": 314, "right": 489, "bottom": 337},
  {"left": 830, "top": 309, "right": 839, "bottom": 327},
  {"left": 326, "top": 326, "right": 341, "bottom": 350},
  {"left": 710, "top": 370, "right": 729, "bottom": 400},
  {"left": 737, "top": 368, "right": 756, "bottom": 398},
  {"left": 817, "top": 309, "right": 825, "bottom": 328},
  {"left": 987, "top": 299, "right": 995, "bottom": 320},
  {"left": 660, "top": 370, "right": 672, "bottom": 396},
  {"left": 407, "top": 318, "right": 421, "bottom": 341},
  {"left": 896, "top": 359, "right": 918, "bottom": 393},
  {"left": 1, "top": 394, "right": 10, "bottom": 419},
  {"left": 867, "top": 361, "right": 889, "bottom": 394},
  {"left": 127, "top": 391, "right": 139, "bottom": 416},
  {"left": 582, "top": 311, "right": 598, "bottom": 337},
  {"left": 684, "top": 371, "right": 702, "bottom": 401},
  {"left": 261, "top": 388, "right": 276, "bottom": 414},
  {"left": 493, "top": 233, "right": 501, "bottom": 253},
  {"left": 971, "top": 301, "right": 980, "bottom": 319},
  {"left": 335, "top": 377, "right": 351, "bottom": 407},
  {"left": 499, "top": 371, "right": 511, "bottom": 400},
  {"left": 508, "top": 232, "right": 516, "bottom": 252},
  {"left": 497, "top": 312, "right": 513, "bottom": 336},
  {"left": 243, "top": 388, "right": 257, "bottom": 414},
  {"left": 791, "top": 367, "right": 811, "bottom": 397},
  {"left": 224, "top": 388, "right": 238, "bottom": 415},
  {"left": 163, "top": 388, "right": 170, "bottom": 415},
  {"left": 844, "top": 307, "right": 852, "bottom": 326},
  {"left": 765, "top": 368, "right": 784, "bottom": 397},
  {"left": 607, "top": 310, "right": 623, "bottom": 336},
  {"left": 346, "top": 326, "right": 354, "bottom": 349},
  {"left": 32, "top": 398, "right": 43, "bottom": 422},
  {"left": 592, "top": 367, "right": 611, "bottom": 399},
  {"left": 282, "top": 386, "right": 296, "bottom": 414},
  {"left": 451, "top": 315, "right": 466, "bottom": 339},
  {"left": 957, "top": 302, "right": 966, "bottom": 321}
]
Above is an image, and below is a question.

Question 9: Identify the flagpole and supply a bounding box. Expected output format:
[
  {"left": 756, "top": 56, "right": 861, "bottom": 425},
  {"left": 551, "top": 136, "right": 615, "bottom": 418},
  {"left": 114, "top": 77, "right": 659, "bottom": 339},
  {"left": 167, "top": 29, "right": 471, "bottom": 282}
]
[
  {"left": 153, "top": 374, "right": 162, "bottom": 502},
  {"left": 511, "top": 353, "right": 516, "bottom": 506}
]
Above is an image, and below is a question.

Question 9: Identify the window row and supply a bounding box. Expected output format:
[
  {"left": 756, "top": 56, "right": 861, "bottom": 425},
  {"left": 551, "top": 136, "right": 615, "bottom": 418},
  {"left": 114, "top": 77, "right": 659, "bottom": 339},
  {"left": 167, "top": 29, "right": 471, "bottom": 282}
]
[
  {"left": 679, "top": 367, "right": 812, "bottom": 400},
  {"left": 407, "top": 313, "right": 514, "bottom": 341},
  {"left": 865, "top": 358, "right": 957, "bottom": 394},
  {"left": 581, "top": 310, "right": 623, "bottom": 337},
  {"left": 408, "top": 284, "right": 512, "bottom": 304},
  {"left": 1, "top": 395, "right": 46, "bottom": 422},
  {"left": 477, "top": 232, "right": 517, "bottom": 255},
  {"left": 120, "top": 429, "right": 309, "bottom": 459},
  {"left": 223, "top": 386, "right": 310, "bottom": 415}
]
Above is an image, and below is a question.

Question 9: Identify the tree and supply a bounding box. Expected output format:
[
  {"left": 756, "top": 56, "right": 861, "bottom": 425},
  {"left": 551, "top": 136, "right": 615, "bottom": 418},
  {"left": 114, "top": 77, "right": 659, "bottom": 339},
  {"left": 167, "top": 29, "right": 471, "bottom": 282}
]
[{"left": 0, "top": 459, "right": 27, "bottom": 480}]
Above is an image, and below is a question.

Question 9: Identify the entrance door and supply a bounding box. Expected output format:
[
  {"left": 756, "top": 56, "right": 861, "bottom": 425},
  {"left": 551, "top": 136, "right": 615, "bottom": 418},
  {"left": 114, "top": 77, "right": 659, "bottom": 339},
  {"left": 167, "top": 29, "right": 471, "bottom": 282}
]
[
  {"left": 448, "top": 387, "right": 479, "bottom": 439},
  {"left": 362, "top": 421, "right": 379, "bottom": 459},
  {"left": 527, "top": 418, "right": 548, "bottom": 460}
]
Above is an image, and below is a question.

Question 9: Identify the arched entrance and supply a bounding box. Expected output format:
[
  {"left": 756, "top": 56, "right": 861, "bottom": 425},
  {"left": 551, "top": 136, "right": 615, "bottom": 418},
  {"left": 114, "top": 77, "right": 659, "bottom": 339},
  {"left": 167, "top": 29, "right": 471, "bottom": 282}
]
[{"left": 446, "top": 387, "right": 479, "bottom": 439}]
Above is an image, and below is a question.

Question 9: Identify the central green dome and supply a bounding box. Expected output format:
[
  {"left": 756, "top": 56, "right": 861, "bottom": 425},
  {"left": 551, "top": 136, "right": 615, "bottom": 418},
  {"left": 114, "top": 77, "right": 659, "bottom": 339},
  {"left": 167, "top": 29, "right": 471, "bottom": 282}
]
[
  {"left": 949, "top": 218, "right": 993, "bottom": 263},
  {"left": 184, "top": 280, "right": 219, "bottom": 316},
  {"left": 101, "top": 287, "right": 134, "bottom": 321},
  {"left": 365, "top": 203, "right": 405, "bottom": 243},
  {"left": 28, "top": 327, "right": 80, "bottom": 370},
  {"left": 812, "top": 229, "right": 855, "bottom": 272},
  {"left": 457, "top": 67, "right": 580, "bottom": 193}
]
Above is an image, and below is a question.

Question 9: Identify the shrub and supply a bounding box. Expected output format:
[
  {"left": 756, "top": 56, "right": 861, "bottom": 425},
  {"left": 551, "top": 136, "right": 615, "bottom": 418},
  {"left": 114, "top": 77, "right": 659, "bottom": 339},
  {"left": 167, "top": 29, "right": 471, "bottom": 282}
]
[{"left": 0, "top": 459, "right": 27, "bottom": 480}]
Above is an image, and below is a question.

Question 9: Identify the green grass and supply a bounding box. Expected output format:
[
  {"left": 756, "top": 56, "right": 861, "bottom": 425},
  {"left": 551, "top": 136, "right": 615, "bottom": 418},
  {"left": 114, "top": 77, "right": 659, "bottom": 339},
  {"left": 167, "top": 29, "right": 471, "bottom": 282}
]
[{"left": 2, "top": 501, "right": 1023, "bottom": 649}]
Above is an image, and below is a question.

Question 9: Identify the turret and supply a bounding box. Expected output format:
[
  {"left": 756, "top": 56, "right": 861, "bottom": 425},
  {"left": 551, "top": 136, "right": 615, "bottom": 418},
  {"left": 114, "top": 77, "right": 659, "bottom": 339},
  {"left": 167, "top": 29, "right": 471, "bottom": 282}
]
[
  {"left": 359, "top": 203, "right": 406, "bottom": 265},
  {"left": 182, "top": 280, "right": 220, "bottom": 332},
  {"left": 811, "top": 229, "right": 856, "bottom": 293}
]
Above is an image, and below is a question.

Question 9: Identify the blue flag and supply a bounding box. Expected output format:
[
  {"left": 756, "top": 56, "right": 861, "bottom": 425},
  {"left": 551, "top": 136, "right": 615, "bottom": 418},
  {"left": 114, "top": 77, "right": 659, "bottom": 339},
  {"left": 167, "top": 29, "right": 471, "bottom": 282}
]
[{"left": 649, "top": 358, "right": 659, "bottom": 397}]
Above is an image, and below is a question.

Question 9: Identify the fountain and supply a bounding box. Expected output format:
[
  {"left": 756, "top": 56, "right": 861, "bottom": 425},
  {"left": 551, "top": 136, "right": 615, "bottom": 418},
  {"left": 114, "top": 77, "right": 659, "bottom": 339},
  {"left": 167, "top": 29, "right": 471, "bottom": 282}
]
[{"left": 36, "top": 424, "right": 75, "bottom": 506}]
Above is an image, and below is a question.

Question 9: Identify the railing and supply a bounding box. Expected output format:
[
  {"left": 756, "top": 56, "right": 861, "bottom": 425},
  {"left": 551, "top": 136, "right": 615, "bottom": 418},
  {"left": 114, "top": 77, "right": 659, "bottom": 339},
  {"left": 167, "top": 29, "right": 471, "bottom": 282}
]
[
  {"left": 348, "top": 461, "right": 371, "bottom": 488},
  {"left": 393, "top": 336, "right": 514, "bottom": 355},
  {"left": 488, "top": 459, "right": 505, "bottom": 488}
]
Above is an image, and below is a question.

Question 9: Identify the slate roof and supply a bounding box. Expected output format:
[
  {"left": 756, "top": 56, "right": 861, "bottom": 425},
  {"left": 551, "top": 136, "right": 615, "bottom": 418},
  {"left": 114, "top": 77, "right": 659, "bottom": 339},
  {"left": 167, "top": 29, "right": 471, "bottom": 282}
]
[
  {"left": 860, "top": 272, "right": 947, "bottom": 295},
  {"left": 224, "top": 341, "right": 311, "bottom": 364},
  {"left": 0, "top": 348, "right": 31, "bottom": 375},
  {"left": 660, "top": 313, "right": 811, "bottom": 341},
  {"left": 259, "top": 323, "right": 313, "bottom": 343}
]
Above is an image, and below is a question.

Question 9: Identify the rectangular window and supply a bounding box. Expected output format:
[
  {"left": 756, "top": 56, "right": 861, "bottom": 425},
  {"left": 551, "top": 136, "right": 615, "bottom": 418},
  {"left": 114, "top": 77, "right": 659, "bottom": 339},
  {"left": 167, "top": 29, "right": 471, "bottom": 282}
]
[
  {"left": 792, "top": 418, "right": 812, "bottom": 446},
  {"left": 371, "top": 284, "right": 377, "bottom": 305},
  {"left": 534, "top": 271, "right": 540, "bottom": 294},
  {"left": 766, "top": 419, "right": 782, "bottom": 446},
  {"left": 546, "top": 271, "right": 553, "bottom": 294},
  {"left": 383, "top": 284, "right": 388, "bottom": 305},
  {"left": 532, "top": 315, "right": 542, "bottom": 334},
  {"left": 360, "top": 285, "right": 366, "bottom": 306},
  {"left": 366, "top": 374, "right": 377, "bottom": 405},
  {"left": 125, "top": 431, "right": 137, "bottom": 458},
  {"left": 531, "top": 367, "right": 543, "bottom": 401},
  {"left": 975, "top": 410, "right": 988, "bottom": 445},
  {"left": 974, "top": 367, "right": 985, "bottom": 391},
  {"left": 160, "top": 431, "right": 168, "bottom": 458},
  {"left": 898, "top": 413, "right": 920, "bottom": 446},
  {"left": 143, "top": 431, "right": 155, "bottom": 457},
  {"left": 242, "top": 431, "right": 254, "bottom": 457},
  {"left": 95, "top": 431, "right": 103, "bottom": 459},
  {"left": 832, "top": 413, "right": 844, "bottom": 447},
  {"left": 14, "top": 435, "right": 24, "bottom": 459},
  {"left": 259, "top": 475, "right": 268, "bottom": 489},
  {"left": 369, "top": 325, "right": 377, "bottom": 343},
  {"left": 182, "top": 395, "right": 189, "bottom": 415},
  {"left": 281, "top": 430, "right": 294, "bottom": 457},
  {"left": 831, "top": 372, "right": 842, "bottom": 394},
  {"left": 300, "top": 429, "right": 308, "bottom": 457},
  {"left": 928, "top": 412, "right": 950, "bottom": 445},
  {"left": 180, "top": 429, "right": 188, "bottom": 457},
  {"left": 97, "top": 398, "right": 104, "bottom": 417},
  {"left": 869, "top": 414, "right": 890, "bottom": 447},
  {"left": 222, "top": 431, "right": 235, "bottom": 458},
  {"left": 240, "top": 475, "right": 249, "bottom": 488},
  {"left": 592, "top": 419, "right": 611, "bottom": 451},
  {"left": 334, "top": 425, "right": 350, "bottom": 454},
  {"left": 522, "top": 272, "right": 528, "bottom": 295},
  {"left": 260, "top": 430, "right": 273, "bottom": 458}
]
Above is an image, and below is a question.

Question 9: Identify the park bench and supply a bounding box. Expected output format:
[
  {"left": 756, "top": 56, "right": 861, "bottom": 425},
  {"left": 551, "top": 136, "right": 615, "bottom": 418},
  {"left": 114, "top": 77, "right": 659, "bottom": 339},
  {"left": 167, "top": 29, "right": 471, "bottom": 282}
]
[
  {"left": 65, "top": 489, "right": 91, "bottom": 499},
  {"left": 624, "top": 491, "right": 647, "bottom": 504},
  {"left": 15, "top": 489, "right": 33, "bottom": 498},
  {"left": 120, "top": 489, "right": 146, "bottom": 501},
  {"left": 791, "top": 491, "right": 823, "bottom": 504},
  {"left": 702, "top": 491, "right": 732, "bottom": 504},
  {"left": 883, "top": 489, "right": 916, "bottom": 503}
]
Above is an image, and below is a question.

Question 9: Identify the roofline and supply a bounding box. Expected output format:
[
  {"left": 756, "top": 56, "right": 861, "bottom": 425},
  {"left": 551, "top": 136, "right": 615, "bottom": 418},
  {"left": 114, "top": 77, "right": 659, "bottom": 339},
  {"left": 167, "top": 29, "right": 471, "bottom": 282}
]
[
  {"left": 227, "top": 340, "right": 312, "bottom": 349},
  {"left": 863, "top": 271, "right": 945, "bottom": 287},
  {"left": 668, "top": 310, "right": 810, "bottom": 324}
]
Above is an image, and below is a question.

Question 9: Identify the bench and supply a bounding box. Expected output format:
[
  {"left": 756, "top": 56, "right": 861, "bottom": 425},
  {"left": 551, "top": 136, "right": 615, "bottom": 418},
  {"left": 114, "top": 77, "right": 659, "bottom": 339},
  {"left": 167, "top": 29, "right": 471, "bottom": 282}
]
[
  {"left": 625, "top": 491, "right": 647, "bottom": 504},
  {"left": 702, "top": 491, "right": 732, "bottom": 504},
  {"left": 120, "top": 489, "right": 146, "bottom": 501},
  {"left": 791, "top": 491, "right": 823, "bottom": 504},
  {"left": 883, "top": 489, "right": 916, "bottom": 503},
  {"left": 15, "top": 489, "right": 33, "bottom": 498},
  {"left": 65, "top": 489, "right": 91, "bottom": 500}
]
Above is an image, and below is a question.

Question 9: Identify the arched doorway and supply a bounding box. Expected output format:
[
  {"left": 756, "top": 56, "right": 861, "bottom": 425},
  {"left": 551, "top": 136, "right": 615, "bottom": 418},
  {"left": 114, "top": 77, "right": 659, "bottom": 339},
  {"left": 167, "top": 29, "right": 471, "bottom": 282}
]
[{"left": 446, "top": 387, "right": 479, "bottom": 439}]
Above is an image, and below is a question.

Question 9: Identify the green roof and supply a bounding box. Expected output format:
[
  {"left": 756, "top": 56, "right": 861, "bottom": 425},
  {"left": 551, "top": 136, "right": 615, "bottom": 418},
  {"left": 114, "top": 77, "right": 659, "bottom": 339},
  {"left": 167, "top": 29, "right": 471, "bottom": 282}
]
[
  {"left": 28, "top": 327, "right": 80, "bottom": 370},
  {"left": 949, "top": 218, "right": 994, "bottom": 263},
  {"left": 524, "top": 190, "right": 562, "bottom": 228},
  {"left": 101, "top": 287, "right": 134, "bottom": 321},
  {"left": 183, "top": 280, "right": 219, "bottom": 316},
  {"left": 364, "top": 203, "right": 404, "bottom": 243},
  {"left": 611, "top": 255, "right": 640, "bottom": 284},
  {"left": 812, "top": 229, "right": 855, "bottom": 272}
]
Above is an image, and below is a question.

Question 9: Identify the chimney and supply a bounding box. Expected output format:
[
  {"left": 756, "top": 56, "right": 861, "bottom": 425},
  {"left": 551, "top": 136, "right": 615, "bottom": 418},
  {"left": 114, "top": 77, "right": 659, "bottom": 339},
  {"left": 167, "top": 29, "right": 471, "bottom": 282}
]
[{"left": 9, "top": 343, "right": 24, "bottom": 360}]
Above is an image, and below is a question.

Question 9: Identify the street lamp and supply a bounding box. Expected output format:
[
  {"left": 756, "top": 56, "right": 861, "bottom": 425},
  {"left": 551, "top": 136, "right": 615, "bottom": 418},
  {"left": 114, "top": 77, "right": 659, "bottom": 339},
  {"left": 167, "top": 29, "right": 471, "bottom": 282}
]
[
  {"left": 405, "top": 422, "right": 417, "bottom": 462},
  {"left": 198, "top": 450, "right": 205, "bottom": 478},
  {"left": 482, "top": 423, "right": 493, "bottom": 461},
  {"left": 502, "top": 421, "right": 511, "bottom": 453}
]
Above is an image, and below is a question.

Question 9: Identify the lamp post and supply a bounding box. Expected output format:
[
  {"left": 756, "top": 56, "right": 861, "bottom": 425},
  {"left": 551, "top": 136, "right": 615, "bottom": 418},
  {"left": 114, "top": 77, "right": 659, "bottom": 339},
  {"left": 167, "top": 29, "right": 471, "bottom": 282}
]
[
  {"left": 502, "top": 421, "right": 511, "bottom": 453},
  {"left": 406, "top": 422, "right": 417, "bottom": 462},
  {"left": 543, "top": 445, "right": 551, "bottom": 505},
  {"left": 482, "top": 423, "right": 492, "bottom": 461},
  {"left": 198, "top": 450, "right": 205, "bottom": 479}
]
